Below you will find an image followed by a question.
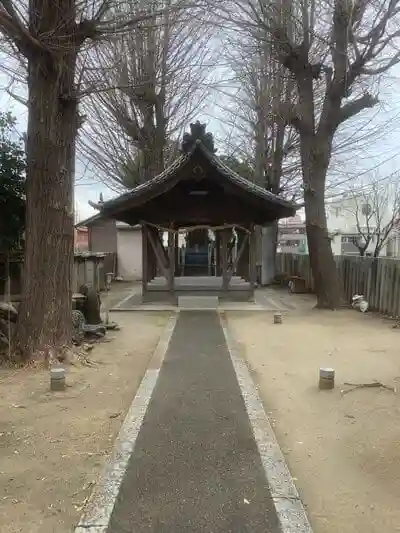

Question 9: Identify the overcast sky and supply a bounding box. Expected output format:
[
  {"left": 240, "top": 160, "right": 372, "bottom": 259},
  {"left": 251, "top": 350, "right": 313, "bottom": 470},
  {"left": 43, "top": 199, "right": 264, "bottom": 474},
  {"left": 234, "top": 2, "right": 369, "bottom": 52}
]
[{"left": 1, "top": 59, "right": 400, "bottom": 224}]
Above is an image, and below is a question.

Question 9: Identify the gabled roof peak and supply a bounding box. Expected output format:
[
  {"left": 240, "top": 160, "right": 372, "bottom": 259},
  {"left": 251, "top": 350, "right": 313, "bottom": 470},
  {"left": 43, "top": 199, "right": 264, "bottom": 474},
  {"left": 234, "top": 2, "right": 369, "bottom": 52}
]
[{"left": 181, "top": 121, "right": 216, "bottom": 154}]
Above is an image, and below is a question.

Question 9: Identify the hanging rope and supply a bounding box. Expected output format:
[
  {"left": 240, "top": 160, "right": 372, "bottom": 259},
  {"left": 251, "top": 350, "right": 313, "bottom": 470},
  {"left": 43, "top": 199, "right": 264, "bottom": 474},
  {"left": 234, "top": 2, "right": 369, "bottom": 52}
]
[{"left": 141, "top": 221, "right": 251, "bottom": 235}]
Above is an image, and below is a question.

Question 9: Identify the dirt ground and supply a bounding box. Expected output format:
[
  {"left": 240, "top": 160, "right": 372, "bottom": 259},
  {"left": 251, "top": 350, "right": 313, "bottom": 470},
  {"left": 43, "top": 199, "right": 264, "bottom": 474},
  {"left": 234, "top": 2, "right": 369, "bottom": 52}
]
[
  {"left": 0, "top": 311, "right": 169, "bottom": 533},
  {"left": 227, "top": 294, "right": 400, "bottom": 533}
]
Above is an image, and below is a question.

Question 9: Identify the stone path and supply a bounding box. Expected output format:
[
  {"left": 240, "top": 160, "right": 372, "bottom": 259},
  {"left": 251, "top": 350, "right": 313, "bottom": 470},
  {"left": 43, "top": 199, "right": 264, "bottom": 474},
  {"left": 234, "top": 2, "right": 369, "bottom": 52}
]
[{"left": 106, "top": 311, "right": 280, "bottom": 533}]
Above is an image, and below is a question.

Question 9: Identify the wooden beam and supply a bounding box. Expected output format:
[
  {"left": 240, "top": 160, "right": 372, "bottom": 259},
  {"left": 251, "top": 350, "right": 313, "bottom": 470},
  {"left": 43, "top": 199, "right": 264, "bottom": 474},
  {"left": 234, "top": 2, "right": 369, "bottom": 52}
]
[
  {"left": 236, "top": 229, "right": 250, "bottom": 280},
  {"left": 227, "top": 232, "right": 249, "bottom": 283},
  {"left": 215, "top": 231, "right": 221, "bottom": 276},
  {"left": 147, "top": 193, "right": 262, "bottom": 225},
  {"left": 147, "top": 226, "right": 169, "bottom": 280},
  {"left": 249, "top": 225, "right": 257, "bottom": 287},
  {"left": 174, "top": 232, "right": 180, "bottom": 276},
  {"left": 142, "top": 224, "right": 149, "bottom": 294},
  {"left": 221, "top": 228, "right": 230, "bottom": 291},
  {"left": 148, "top": 226, "right": 157, "bottom": 281},
  {"left": 167, "top": 227, "right": 175, "bottom": 291},
  {"left": 153, "top": 228, "right": 170, "bottom": 269}
]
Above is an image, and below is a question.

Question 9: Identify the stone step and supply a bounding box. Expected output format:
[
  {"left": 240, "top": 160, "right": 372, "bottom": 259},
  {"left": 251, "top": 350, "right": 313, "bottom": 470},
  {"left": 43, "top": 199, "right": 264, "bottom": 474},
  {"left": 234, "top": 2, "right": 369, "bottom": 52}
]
[{"left": 178, "top": 295, "right": 219, "bottom": 309}]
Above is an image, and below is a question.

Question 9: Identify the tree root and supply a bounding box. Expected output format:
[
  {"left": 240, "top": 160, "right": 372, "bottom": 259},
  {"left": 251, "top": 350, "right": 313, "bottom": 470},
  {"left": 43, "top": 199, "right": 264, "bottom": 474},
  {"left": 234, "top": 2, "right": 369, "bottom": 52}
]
[
  {"left": 57, "top": 345, "right": 97, "bottom": 367},
  {"left": 20, "top": 344, "right": 97, "bottom": 369},
  {"left": 341, "top": 381, "right": 397, "bottom": 395}
]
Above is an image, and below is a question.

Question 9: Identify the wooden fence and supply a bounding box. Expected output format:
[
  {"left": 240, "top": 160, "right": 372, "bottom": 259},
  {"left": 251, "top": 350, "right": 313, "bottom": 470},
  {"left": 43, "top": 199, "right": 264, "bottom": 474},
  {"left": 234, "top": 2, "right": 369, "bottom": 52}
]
[
  {"left": 0, "top": 251, "right": 117, "bottom": 299},
  {"left": 276, "top": 253, "right": 400, "bottom": 317}
]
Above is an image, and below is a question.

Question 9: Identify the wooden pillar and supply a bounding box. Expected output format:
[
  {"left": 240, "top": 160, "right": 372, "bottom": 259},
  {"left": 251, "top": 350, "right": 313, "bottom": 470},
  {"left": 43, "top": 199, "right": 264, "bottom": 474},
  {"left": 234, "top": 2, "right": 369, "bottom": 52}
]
[
  {"left": 221, "top": 229, "right": 230, "bottom": 291},
  {"left": 151, "top": 229, "right": 159, "bottom": 277},
  {"left": 167, "top": 227, "right": 175, "bottom": 291},
  {"left": 174, "top": 232, "right": 180, "bottom": 276},
  {"left": 147, "top": 226, "right": 156, "bottom": 281},
  {"left": 249, "top": 225, "right": 257, "bottom": 287},
  {"left": 237, "top": 229, "right": 249, "bottom": 280},
  {"left": 95, "top": 258, "right": 100, "bottom": 292},
  {"left": 215, "top": 231, "right": 221, "bottom": 276},
  {"left": 142, "top": 224, "right": 149, "bottom": 295},
  {"left": 155, "top": 229, "right": 161, "bottom": 277},
  {"left": 83, "top": 258, "right": 88, "bottom": 285},
  {"left": 236, "top": 231, "right": 243, "bottom": 278}
]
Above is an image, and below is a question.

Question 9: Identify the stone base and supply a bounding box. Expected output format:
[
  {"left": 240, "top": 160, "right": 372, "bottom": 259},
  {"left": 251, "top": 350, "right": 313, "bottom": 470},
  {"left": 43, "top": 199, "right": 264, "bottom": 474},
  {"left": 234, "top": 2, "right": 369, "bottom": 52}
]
[
  {"left": 143, "top": 289, "right": 254, "bottom": 305},
  {"left": 143, "top": 276, "right": 254, "bottom": 304}
]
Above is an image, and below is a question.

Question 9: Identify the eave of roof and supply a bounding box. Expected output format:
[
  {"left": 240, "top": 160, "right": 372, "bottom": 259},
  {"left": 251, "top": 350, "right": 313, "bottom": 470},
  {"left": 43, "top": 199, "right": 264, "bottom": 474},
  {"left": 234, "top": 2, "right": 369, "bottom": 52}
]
[
  {"left": 97, "top": 140, "right": 297, "bottom": 216},
  {"left": 99, "top": 142, "right": 296, "bottom": 214},
  {"left": 98, "top": 151, "right": 191, "bottom": 212},
  {"left": 75, "top": 213, "right": 102, "bottom": 228},
  {"left": 75, "top": 213, "right": 141, "bottom": 230},
  {"left": 203, "top": 146, "right": 295, "bottom": 210}
]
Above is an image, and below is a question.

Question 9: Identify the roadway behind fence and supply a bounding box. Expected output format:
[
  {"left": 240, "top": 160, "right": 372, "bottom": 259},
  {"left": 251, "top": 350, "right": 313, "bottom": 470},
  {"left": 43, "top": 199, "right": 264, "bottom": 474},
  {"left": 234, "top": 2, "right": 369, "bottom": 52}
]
[{"left": 276, "top": 253, "right": 400, "bottom": 317}]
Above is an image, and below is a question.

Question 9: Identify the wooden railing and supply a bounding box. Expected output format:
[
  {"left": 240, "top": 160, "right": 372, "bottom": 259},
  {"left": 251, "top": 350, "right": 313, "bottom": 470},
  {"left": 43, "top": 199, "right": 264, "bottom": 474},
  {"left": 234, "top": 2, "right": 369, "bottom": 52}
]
[{"left": 276, "top": 253, "right": 400, "bottom": 317}]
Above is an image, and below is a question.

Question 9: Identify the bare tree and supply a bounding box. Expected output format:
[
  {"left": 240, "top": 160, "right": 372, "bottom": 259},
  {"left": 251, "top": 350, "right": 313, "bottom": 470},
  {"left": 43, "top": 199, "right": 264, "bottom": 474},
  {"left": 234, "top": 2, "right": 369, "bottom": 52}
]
[
  {"left": 0, "top": 0, "right": 180, "bottom": 360},
  {"left": 217, "top": 7, "right": 301, "bottom": 199},
  {"left": 217, "top": 0, "right": 400, "bottom": 308},
  {"left": 343, "top": 181, "right": 400, "bottom": 257},
  {"left": 222, "top": 23, "right": 302, "bottom": 284},
  {"left": 79, "top": 2, "right": 214, "bottom": 190}
]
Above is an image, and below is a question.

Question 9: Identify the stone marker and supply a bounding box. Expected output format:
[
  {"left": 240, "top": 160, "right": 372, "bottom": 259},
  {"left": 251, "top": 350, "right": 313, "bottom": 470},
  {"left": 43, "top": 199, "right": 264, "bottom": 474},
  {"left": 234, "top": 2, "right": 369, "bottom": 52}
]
[
  {"left": 273, "top": 312, "right": 282, "bottom": 324},
  {"left": 50, "top": 367, "right": 66, "bottom": 391},
  {"left": 319, "top": 367, "right": 335, "bottom": 390}
]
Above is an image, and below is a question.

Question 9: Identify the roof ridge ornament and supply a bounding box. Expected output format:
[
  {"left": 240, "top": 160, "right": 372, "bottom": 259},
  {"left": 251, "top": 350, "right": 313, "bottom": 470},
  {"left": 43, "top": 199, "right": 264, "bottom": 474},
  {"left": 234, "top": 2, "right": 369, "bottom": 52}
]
[{"left": 181, "top": 120, "right": 217, "bottom": 154}]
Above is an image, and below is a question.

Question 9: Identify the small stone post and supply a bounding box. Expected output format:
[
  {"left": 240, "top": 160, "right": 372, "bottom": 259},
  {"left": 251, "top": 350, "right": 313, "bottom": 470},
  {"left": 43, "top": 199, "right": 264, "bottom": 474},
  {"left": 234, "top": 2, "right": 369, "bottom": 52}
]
[
  {"left": 319, "top": 368, "right": 335, "bottom": 390},
  {"left": 273, "top": 312, "right": 282, "bottom": 324},
  {"left": 50, "top": 368, "right": 66, "bottom": 391}
]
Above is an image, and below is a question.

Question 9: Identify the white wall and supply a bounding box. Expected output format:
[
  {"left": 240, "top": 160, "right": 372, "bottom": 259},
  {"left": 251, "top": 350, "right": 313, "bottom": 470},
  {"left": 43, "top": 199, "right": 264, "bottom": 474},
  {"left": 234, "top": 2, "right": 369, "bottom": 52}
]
[
  {"left": 116, "top": 229, "right": 142, "bottom": 280},
  {"left": 326, "top": 195, "right": 395, "bottom": 234},
  {"left": 327, "top": 197, "right": 367, "bottom": 233},
  {"left": 326, "top": 196, "right": 396, "bottom": 256},
  {"left": 330, "top": 235, "right": 342, "bottom": 255}
]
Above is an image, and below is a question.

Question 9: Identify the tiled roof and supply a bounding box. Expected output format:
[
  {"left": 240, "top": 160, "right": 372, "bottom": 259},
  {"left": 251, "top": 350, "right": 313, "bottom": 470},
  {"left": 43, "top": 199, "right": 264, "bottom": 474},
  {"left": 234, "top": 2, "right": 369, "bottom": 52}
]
[
  {"left": 99, "top": 140, "right": 296, "bottom": 213},
  {"left": 100, "top": 152, "right": 191, "bottom": 210}
]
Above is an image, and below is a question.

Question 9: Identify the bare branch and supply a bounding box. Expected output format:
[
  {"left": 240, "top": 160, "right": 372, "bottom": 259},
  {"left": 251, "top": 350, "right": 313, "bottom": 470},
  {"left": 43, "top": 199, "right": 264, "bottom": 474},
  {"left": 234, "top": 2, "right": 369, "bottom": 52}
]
[
  {"left": 342, "top": 177, "right": 400, "bottom": 256},
  {"left": 0, "top": 1, "right": 46, "bottom": 57},
  {"left": 78, "top": 1, "right": 214, "bottom": 188},
  {"left": 338, "top": 92, "right": 379, "bottom": 124}
]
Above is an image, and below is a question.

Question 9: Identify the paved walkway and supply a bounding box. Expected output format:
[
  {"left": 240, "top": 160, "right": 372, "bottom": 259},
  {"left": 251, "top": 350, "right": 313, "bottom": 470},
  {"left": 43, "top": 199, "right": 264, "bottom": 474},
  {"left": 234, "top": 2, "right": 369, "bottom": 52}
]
[{"left": 106, "top": 311, "right": 280, "bottom": 533}]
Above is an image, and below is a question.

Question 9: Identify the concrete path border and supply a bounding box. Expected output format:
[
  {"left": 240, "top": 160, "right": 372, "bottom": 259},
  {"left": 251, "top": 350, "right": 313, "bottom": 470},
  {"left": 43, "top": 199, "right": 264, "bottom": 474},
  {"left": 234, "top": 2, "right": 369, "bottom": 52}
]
[
  {"left": 74, "top": 314, "right": 177, "bottom": 533},
  {"left": 219, "top": 313, "right": 314, "bottom": 533},
  {"left": 110, "top": 306, "right": 291, "bottom": 312}
]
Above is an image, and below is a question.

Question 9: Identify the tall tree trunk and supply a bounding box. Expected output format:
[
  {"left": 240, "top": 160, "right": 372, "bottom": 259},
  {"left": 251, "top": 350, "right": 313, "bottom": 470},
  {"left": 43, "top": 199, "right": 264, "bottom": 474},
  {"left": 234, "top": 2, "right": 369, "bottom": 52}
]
[
  {"left": 142, "top": 145, "right": 164, "bottom": 181},
  {"left": 140, "top": 102, "right": 165, "bottom": 182},
  {"left": 297, "top": 69, "right": 342, "bottom": 309},
  {"left": 302, "top": 162, "right": 341, "bottom": 308},
  {"left": 14, "top": 51, "right": 77, "bottom": 360},
  {"left": 261, "top": 222, "right": 278, "bottom": 285},
  {"left": 300, "top": 131, "right": 341, "bottom": 308},
  {"left": 304, "top": 182, "right": 340, "bottom": 308}
]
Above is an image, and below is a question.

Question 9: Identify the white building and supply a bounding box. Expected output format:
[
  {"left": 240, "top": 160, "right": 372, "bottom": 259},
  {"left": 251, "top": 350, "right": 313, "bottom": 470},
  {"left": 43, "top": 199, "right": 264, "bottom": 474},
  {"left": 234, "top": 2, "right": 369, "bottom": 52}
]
[
  {"left": 277, "top": 215, "right": 308, "bottom": 254},
  {"left": 326, "top": 194, "right": 400, "bottom": 256},
  {"left": 276, "top": 194, "right": 400, "bottom": 257}
]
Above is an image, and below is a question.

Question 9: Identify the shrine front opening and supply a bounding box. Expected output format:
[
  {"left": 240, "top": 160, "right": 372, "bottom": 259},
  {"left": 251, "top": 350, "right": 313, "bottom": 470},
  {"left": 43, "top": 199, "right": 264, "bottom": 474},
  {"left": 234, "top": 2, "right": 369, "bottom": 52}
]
[
  {"left": 139, "top": 222, "right": 257, "bottom": 302},
  {"left": 93, "top": 122, "right": 296, "bottom": 304}
]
